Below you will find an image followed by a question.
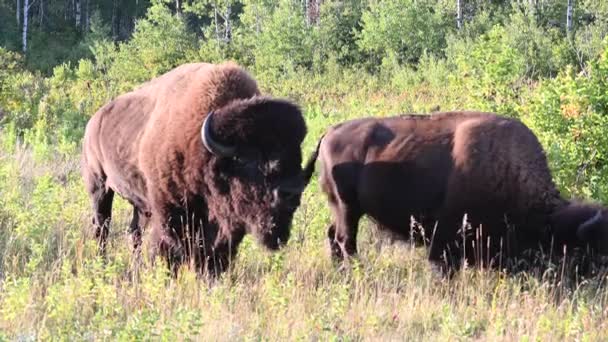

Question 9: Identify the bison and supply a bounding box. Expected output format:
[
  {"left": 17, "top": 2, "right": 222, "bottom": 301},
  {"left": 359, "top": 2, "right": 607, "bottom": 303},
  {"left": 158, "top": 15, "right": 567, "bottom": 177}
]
[
  {"left": 310, "top": 111, "right": 608, "bottom": 273},
  {"left": 81, "top": 62, "right": 315, "bottom": 276}
]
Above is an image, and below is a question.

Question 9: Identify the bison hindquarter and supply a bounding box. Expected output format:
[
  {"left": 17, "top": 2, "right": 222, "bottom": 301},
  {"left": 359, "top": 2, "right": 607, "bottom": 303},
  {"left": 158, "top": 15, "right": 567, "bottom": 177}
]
[
  {"left": 81, "top": 62, "right": 317, "bottom": 277},
  {"left": 317, "top": 111, "right": 608, "bottom": 276}
]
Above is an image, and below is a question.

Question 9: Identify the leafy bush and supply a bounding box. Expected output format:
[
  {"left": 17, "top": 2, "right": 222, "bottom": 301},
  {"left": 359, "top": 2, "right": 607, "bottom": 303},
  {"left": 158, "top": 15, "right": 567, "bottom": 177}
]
[
  {"left": 357, "top": 0, "right": 453, "bottom": 67},
  {"left": 313, "top": 0, "right": 365, "bottom": 68},
  {"left": 524, "top": 42, "right": 608, "bottom": 201},
  {"left": 248, "top": 0, "right": 314, "bottom": 80},
  {"left": 447, "top": 25, "right": 526, "bottom": 116},
  {"left": 106, "top": 0, "right": 198, "bottom": 90}
]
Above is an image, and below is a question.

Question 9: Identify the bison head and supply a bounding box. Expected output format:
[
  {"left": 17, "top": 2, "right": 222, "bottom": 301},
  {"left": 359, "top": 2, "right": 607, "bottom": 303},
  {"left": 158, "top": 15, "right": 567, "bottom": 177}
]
[
  {"left": 550, "top": 203, "right": 608, "bottom": 254},
  {"left": 575, "top": 209, "right": 608, "bottom": 254},
  {"left": 202, "top": 96, "right": 308, "bottom": 250}
]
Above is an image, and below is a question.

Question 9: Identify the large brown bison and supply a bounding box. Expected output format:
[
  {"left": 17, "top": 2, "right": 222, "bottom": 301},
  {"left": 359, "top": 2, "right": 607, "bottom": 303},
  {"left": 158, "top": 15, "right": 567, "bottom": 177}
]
[
  {"left": 310, "top": 111, "right": 608, "bottom": 273},
  {"left": 81, "top": 62, "right": 315, "bottom": 276}
]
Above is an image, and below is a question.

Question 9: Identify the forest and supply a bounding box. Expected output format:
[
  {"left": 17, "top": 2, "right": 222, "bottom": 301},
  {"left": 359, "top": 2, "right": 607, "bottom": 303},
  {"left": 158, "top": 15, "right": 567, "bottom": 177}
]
[{"left": 1, "top": 0, "right": 608, "bottom": 339}]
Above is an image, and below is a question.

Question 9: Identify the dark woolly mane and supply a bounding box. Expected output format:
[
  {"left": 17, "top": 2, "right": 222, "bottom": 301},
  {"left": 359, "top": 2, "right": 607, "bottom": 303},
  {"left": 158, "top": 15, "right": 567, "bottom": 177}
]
[{"left": 212, "top": 96, "right": 307, "bottom": 152}]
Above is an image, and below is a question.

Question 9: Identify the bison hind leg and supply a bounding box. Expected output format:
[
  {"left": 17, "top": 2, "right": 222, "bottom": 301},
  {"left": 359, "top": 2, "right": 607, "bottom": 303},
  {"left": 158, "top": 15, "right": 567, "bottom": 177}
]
[
  {"left": 90, "top": 187, "right": 115, "bottom": 256},
  {"left": 427, "top": 213, "right": 466, "bottom": 276},
  {"left": 327, "top": 204, "right": 362, "bottom": 265},
  {"left": 327, "top": 223, "right": 343, "bottom": 260}
]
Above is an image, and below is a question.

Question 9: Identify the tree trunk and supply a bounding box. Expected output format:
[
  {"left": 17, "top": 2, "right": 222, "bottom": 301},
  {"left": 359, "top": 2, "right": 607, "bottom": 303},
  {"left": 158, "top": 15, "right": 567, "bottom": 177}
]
[
  {"left": 566, "top": 0, "right": 574, "bottom": 33},
  {"left": 65, "top": 0, "right": 70, "bottom": 21},
  {"left": 112, "top": 0, "right": 120, "bottom": 39},
  {"left": 75, "top": 0, "right": 81, "bottom": 30},
  {"left": 214, "top": 5, "right": 220, "bottom": 43},
  {"left": 306, "top": 0, "right": 322, "bottom": 26},
  {"left": 457, "top": 0, "right": 463, "bottom": 30},
  {"left": 224, "top": 4, "right": 231, "bottom": 42},
  {"left": 175, "top": 0, "right": 181, "bottom": 16},
  {"left": 38, "top": 0, "right": 43, "bottom": 27},
  {"left": 305, "top": 0, "right": 310, "bottom": 26},
  {"left": 22, "top": 0, "right": 28, "bottom": 53},
  {"left": 85, "top": 0, "right": 90, "bottom": 31},
  {"left": 16, "top": 0, "right": 20, "bottom": 26}
]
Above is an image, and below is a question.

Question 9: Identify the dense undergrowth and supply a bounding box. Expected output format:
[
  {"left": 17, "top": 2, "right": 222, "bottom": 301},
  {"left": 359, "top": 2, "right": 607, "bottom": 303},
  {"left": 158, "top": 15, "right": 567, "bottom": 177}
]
[{"left": 1, "top": 0, "right": 608, "bottom": 339}]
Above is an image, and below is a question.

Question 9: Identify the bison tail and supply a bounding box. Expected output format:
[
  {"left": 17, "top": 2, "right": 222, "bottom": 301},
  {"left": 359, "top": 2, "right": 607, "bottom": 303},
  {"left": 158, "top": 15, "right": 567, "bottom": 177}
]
[{"left": 302, "top": 134, "right": 324, "bottom": 186}]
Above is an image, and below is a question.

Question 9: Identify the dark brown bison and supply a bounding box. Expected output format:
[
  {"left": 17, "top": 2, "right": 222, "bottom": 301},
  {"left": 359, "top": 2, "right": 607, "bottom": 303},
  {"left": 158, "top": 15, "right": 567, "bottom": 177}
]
[
  {"left": 81, "top": 62, "right": 315, "bottom": 276},
  {"left": 310, "top": 111, "right": 608, "bottom": 273}
]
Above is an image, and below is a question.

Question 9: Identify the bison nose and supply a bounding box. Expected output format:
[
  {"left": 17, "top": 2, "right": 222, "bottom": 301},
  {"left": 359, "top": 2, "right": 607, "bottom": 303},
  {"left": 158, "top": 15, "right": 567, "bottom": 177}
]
[
  {"left": 272, "top": 186, "right": 301, "bottom": 208},
  {"left": 279, "top": 187, "right": 296, "bottom": 199},
  {"left": 278, "top": 185, "right": 302, "bottom": 201}
]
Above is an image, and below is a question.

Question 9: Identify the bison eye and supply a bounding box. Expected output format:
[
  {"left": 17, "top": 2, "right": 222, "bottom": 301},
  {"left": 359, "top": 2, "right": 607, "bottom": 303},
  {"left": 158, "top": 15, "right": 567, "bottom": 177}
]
[{"left": 231, "top": 155, "right": 262, "bottom": 176}]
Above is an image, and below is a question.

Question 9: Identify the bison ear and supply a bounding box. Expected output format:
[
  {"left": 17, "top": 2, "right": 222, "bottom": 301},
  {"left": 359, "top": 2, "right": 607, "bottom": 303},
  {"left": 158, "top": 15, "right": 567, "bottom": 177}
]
[
  {"left": 576, "top": 210, "right": 603, "bottom": 241},
  {"left": 201, "top": 111, "right": 237, "bottom": 157}
]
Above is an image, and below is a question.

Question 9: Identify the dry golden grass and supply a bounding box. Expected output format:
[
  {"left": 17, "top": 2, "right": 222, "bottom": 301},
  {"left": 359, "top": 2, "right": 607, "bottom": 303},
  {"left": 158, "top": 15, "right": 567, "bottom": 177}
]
[{"left": 1, "top": 74, "right": 608, "bottom": 340}]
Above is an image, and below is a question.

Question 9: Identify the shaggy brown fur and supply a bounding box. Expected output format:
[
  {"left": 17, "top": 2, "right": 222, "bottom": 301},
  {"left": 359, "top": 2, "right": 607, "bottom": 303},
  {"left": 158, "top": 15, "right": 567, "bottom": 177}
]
[
  {"left": 308, "top": 111, "right": 608, "bottom": 273},
  {"left": 81, "top": 62, "right": 313, "bottom": 276}
]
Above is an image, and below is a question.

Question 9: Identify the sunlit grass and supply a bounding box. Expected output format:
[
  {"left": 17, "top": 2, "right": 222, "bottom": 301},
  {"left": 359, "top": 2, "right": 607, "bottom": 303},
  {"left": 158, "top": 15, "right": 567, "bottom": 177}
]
[{"left": 1, "top": 76, "right": 608, "bottom": 340}]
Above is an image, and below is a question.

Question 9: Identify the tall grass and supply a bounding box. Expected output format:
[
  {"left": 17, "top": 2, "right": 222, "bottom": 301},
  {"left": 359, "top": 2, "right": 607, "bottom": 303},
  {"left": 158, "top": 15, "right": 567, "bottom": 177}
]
[{"left": 1, "top": 70, "right": 608, "bottom": 340}]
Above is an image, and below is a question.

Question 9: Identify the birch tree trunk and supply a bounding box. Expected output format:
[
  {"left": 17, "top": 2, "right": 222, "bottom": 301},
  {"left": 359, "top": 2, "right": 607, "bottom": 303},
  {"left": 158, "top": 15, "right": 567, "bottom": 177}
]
[
  {"left": 566, "top": 0, "right": 574, "bottom": 33},
  {"left": 22, "top": 0, "right": 29, "bottom": 53},
  {"left": 111, "top": 0, "right": 119, "bottom": 39},
  {"left": 38, "top": 0, "right": 43, "bottom": 26},
  {"left": 65, "top": 0, "right": 70, "bottom": 21},
  {"left": 457, "top": 0, "right": 463, "bottom": 30},
  {"left": 214, "top": 5, "right": 220, "bottom": 43},
  {"left": 224, "top": 5, "right": 231, "bottom": 42},
  {"left": 85, "top": 0, "right": 90, "bottom": 31},
  {"left": 75, "top": 0, "right": 81, "bottom": 30},
  {"left": 16, "top": 0, "right": 20, "bottom": 26},
  {"left": 306, "top": 0, "right": 322, "bottom": 26},
  {"left": 175, "top": 0, "right": 181, "bottom": 16}
]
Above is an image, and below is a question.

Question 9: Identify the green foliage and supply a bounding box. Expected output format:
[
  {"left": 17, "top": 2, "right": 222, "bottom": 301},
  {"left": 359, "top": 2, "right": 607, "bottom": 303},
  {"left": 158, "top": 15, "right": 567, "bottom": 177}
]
[
  {"left": 448, "top": 25, "right": 526, "bottom": 116},
  {"left": 0, "top": 47, "right": 24, "bottom": 108},
  {"left": 0, "top": 69, "right": 47, "bottom": 136},
  {"left": 248, "top": 0, "right": 314, "bottom": 79},
  {"left": 524, "top": 42, "right": 608, "bottom": 201},
  {"left": 26, "top": 29, "right": 85, "bottom": 75},
  {"left": 357, "top": 0, "right": 453, "bottom": 67},
  {"left": 314, "top": 0, "right": 365, "bottom": 67},
  {"left": 107, "top": 1, "right": 198, "bottom": 89},
  {"left": 0, "top": 3, "right": 19, "bottom": 51},
  {"left": 503, "top": 6, "right": 572, "bottom": 78}
]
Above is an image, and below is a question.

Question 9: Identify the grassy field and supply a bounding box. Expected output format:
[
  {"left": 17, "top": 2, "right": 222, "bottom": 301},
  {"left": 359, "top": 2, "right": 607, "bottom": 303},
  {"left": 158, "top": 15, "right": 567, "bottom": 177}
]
[{"left": 1, "top": 72, "right": 608, "bottom": 341}]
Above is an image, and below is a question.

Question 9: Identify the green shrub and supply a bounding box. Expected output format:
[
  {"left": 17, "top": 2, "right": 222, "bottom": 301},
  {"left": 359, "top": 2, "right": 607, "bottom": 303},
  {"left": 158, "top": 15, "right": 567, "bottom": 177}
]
[
  {"left": 447, "top": 25, "right": 526, "bottom": 116},
  {"left": 524, "top": 42, "right": 608, "bottom": 201},
  {"left": 357, "top": 0, "right": 453, "bottom": 68}
]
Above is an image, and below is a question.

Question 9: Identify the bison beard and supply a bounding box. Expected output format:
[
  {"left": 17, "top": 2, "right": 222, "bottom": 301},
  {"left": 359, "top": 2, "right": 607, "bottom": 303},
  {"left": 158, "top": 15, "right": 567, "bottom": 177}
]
[
  {"left": 81, "top": 62, "right": 313, "bottom": 277},
  {"left": 310, "top": 111, "right": 608, "bottom": 275}
]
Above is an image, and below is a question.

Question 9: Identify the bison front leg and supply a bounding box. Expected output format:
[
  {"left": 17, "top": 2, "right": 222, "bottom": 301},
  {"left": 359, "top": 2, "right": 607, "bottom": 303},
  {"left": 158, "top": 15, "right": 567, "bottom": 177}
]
[
  {"left": 327, "top": 205, "right": 361, "bottom": 263},
  {"left": 148, "top": 218, "right": 186, "bottom": 277},
  {"left": 428, "top": 214, "right": 463, "bottom": 277},
  {"left": 205, "top": 230, "right": 245, "bottom": 278}
]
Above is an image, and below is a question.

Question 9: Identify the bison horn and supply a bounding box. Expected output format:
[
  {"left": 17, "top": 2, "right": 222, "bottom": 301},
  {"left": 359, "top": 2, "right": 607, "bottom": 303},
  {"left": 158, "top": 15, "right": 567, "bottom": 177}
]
[
  {"left": 576, "top": 209, "right": 603, "bottom": 241},
  {"left": 201, "top": 111, "right": 236, "bottom": 157}
]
